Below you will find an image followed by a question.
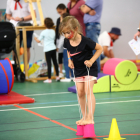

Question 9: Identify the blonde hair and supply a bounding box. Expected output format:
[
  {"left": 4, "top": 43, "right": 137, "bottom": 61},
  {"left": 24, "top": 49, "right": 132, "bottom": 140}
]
[{"left": 59, "top": 16, "right": 82, "bottom": 35}]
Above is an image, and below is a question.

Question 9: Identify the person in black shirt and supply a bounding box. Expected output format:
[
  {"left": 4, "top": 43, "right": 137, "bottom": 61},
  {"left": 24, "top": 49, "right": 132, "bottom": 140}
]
[
  {"left": 56, "top": 4, "right": 74, "bottom": 81},
  {"left": 55, "top": 4, "right": 67, "bottom": 44},
  {"left": 59, "top": 16, "right": 103, "bottom": 125},
  {"left": 55, "top": 4, "right": 67, "bottom": 78}
]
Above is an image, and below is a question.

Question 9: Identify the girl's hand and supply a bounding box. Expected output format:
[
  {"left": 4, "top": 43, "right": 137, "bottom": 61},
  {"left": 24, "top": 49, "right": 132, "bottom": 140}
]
[
  {"left": 84, "top": 60, "right": 93, "bottom": 68},
  {"left": 56, "top": 48, "right": 59, "bottom": 52},
  {"left": 68, "top": 59, "right": 74, "bottom": 69},
  {"left": 34, "top": 37, "right": 41, "bottom": 43}
]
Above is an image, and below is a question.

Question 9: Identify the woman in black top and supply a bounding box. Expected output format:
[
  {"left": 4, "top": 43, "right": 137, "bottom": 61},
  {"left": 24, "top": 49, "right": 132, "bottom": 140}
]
[
  {"left": 55, "top": 4, "right": 67, "bottom": 78},
  {"left": 56, "top": 4, "right": 74, "bottom": 81},
  {"left": 59, "top": 16, "right": 103, "bottom": 125},
  {"left": 55, "top": 4, "right": 67, "bottom": 44}
]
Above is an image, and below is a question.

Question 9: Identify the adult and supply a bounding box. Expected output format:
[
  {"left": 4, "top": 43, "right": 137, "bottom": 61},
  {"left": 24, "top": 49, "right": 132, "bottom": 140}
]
[
  {"left": 98, "top": 27, "right": 121, "bottom": 65},
  {"left": 55, "top": 4, "right": 67, "bottom": 78},
  {"left": 80, "top": 0, "right": 103, "bottom": 73},
  {"left": 67, "top": 0, "right": 86, "bottom": 36},
  {"left": 55, "top": 4, "right": 67, "bottom": 45},
  {"left": 6, "top": 0, "right": 36, "bottom": 63},
  {"left": 134, "top": 23, "right": 140, "bottom": 41}
]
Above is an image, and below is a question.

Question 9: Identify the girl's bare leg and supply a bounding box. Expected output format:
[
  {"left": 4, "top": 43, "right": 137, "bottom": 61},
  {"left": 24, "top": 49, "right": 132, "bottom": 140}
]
[
  {"left": 75, "top": 82, "right": 87, "bottom": 125},
  {"left": 81, "top": 80, "right": 95, "bottom": 125}
]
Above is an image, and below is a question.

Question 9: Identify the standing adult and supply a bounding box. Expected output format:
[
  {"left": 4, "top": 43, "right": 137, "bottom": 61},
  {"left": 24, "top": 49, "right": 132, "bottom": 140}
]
[
  {"left": 67, "top": 0, "right": 86, "bottom": 36},
  {"left": 55, "top": 4, "right": 67, "bottom": 45},
  {"left": 6, "top": 0, "right": 36, "bottom": 63},
  {"left": 80, "top": 0, "right": 103, "bottom": 73},
  {"left": 55, "top": 4, "right": 67, "bottom": 78}
]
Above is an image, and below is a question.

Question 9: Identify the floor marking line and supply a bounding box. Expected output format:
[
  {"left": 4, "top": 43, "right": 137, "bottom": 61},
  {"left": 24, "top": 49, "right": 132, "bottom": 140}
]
[
  {"left": 20, "top": 100, "right": 77, "bottom": 106},
  {"left": 25, "top": 92, "right": 70, "bottom": 96},
  {"left": 1, "top": 118, "right": 140, "bottom": 126},
  {"left": 96, "top": 99, "right": 140, "bottom": 104},
  {"left": 63, "top": 134, "right": 140, "bottom": 140},
  {"left": 0, "top": 104, "right": 78, "bottom": 111},
  {"left": 18, "top": 96, "right": 140, "bottom": 106},
  {"left": 0, "top": 124, "right": 75, "bottom": 132},
  {"left": 1, "top": 96, "right": 140, "bottom": 108},
  {"left": 0, "top": 99, "right": 140, "bottom": 112},
  {"left": 13, "top": 104, "right": 77, "bottom": 132}
]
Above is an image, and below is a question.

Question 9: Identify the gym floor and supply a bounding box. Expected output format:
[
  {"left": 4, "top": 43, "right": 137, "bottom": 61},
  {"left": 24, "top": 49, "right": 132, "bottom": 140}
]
[{"left": 0, "top": 80, "right": 140, "bottom": 140}]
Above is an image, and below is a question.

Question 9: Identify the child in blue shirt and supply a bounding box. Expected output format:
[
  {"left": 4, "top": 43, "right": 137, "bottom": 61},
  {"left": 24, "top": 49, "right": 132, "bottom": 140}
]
[{"left": 34, "top": 18, "right": 60, "bottom": 83}]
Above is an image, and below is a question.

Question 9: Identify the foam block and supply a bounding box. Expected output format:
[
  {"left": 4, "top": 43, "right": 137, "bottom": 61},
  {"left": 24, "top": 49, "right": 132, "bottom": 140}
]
[
  {"left": 0, "top": 91, "right": 35, "bottom": 105},
  {"left": 97, "top": 73, "right": 108, "bottom": 79},
  {"left": 130, "top": 60, "right": 140, "bottom": 71},
  {"left": 93, "top": 75, "right": 110, "bottom": 93},
  {"left": 111, "top": 75, "right": 140, "bottom": 92},
  {"left": 103, "top": 58, "right": 137, "bottom": 85},
  {"left": 68, "top": 86, "right": 76, "bottom": 93}
]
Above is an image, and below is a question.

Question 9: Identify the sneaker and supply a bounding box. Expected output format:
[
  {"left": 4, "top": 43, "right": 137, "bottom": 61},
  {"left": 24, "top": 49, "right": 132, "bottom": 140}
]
[
  {"left": 56, "top": 77, "right": 60, "bottom": 82},
  {"left": 60, "top": 78, "right": 71, "bottom": 82},
  {"left": 43, "top": 79, "right": 52, "bottom": 83},
  {"left": 59, "top": 73, "right": 64, "bottom": 78},
  {"left": 70, "top": 77, "right": 74, "bottom": 81}
]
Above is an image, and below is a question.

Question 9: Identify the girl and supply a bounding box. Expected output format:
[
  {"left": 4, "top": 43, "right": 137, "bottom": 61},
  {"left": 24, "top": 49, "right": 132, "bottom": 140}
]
[
  {"left": 59, "top": 16, "right": 103, "bottom": 125},
  {"left": 34, "top": 18, "right": 60, "bottom": 83}
]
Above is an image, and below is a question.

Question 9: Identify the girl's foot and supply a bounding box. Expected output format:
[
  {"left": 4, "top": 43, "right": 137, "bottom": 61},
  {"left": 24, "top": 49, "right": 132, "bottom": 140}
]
[
  {"left": 80, "top": 118, "right": 94, "bottom": 125},
  {"left": 43, "top": 79, "right": 52, "bottom": 83},
  {"left": 76, "top": 118, "right": 84, "bottom": 125}
]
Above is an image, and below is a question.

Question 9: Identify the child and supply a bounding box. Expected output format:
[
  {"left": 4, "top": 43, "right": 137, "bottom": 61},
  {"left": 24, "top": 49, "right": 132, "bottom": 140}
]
[
  {"left": 34, "top": 18, "right": 60, "bottom": 83},
  {"left": 55, "top": 4, "right": 68, "bottom": 78},
  {"left": 59, "top": 16, "right": 103, "bottom": 125}
]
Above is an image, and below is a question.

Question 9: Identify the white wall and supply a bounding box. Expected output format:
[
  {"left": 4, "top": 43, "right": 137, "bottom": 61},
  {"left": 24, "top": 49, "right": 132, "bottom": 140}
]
[
  {"left": 0, "top": 0, "right": 140, "bottom": 62},
  {"left": 30, "top": 0, "right": 68, "bottom": 63},
  {"left": 100, "top": 0, "right": 140, "bottom": 60}
]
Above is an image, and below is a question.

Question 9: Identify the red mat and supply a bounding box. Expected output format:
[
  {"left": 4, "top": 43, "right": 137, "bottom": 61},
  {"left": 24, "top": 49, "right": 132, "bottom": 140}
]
[{"left": 0, "top": 91, "right": 35, "bottom": 105}]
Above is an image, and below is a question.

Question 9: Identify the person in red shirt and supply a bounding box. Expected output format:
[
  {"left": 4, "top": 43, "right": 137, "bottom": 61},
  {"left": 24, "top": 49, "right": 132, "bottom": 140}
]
[
  {"left": 67, "top": 0, "right": 86, "bottom": 36},
  {"left": 98, "top": 27, "right": 121, "bottom": 65},
  {"left": 67, "top": 0, "right": 96, "bottom": 36}
]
